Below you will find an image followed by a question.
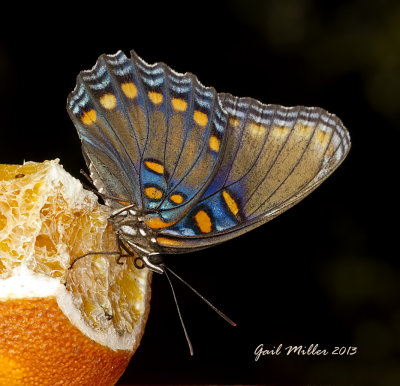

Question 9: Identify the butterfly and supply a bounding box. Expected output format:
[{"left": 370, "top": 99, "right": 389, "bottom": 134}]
[{"left": 67, "top": 49, "right": 350, "bottom": 282}]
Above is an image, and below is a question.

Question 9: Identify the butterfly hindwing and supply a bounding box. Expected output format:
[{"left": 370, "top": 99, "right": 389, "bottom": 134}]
[{"left": 156, "top": 93, "right": 350, "bottom": 251}]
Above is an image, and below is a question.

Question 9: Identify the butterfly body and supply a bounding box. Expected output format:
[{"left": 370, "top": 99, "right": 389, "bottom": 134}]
[
  {"left": 106, "top": 204, "right": 164, "bottom": 273},
  {"left": 67, "top": 50, "right": 351, "bottom": 271}
]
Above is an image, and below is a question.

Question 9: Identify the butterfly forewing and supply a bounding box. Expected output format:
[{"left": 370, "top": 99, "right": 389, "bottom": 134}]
[
  {"left": 67, "top": 51, "right": 350, "bottom": 254},
  {"left": 67, "top": 52, "right": 144, "bottom": 205},
  {"left": 134, "top": 56, "right": 229, "bottom": 226}
]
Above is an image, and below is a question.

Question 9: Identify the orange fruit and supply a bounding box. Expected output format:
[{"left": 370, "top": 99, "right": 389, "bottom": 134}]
[{"left": 0, "top": 160, "right": 152, "bottom": 385}]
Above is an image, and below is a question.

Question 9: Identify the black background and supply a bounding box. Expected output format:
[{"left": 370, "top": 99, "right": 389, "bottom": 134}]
[{"left": 1, "top": 1, "right": 399, "bottom": 384}]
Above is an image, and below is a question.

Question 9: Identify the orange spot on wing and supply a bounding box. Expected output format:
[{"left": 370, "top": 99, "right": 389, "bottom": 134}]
[
  {"left": 194, "top": 210, "right": 212, "bottom": 233},
  {"left": 222, "top": 190, "right": 239, "bottom": 216},
  {"left": 81, "top": 109, "right": 97, "bottom": 125},
  {"left": 170, "top": 194, "right": 184, "bottom": 204},
  {"left": 272, "top": 125, "right": 289, "bottom": 136},
  {"left": 209, "top": 135, "right": 220, "bottom": 152},
  {"left": 295, "top": 123, "right": 312, "bottom": 135},
  {"left": 99, "top": 93, "right": 117, "bottom": 109},
  {"left": 248, "top": 122, "right": 267, "bottom": 136},
  {"left": 172, "top": 98, "right": 187, "bottom": 112},
  {"left": 144, "top": 161, "right": 164, "bottom": 174},
  {"left": 156, "top": 237, "right": 182, "bottom": 246},
  {"left": 193, "top": 110, "right": 208, "bottom": 127},
  {"left": 121, "top": 82, "right": 138, "bottom": 99},
  {"left": 317, "top": 129, "right": 329, "bottom": 144},
  {"left": 144, "top": 187, "right": 163, "bottom": 200},
  {"left": 148, "top": 91, "right": 163, "bottom": 105},
  {"left": 145, "top": 217, "right": 178, "bottom": 229}
]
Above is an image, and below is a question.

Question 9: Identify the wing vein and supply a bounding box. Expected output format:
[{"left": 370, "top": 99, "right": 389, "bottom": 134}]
[
  {"left": 247, "top": 108, "right": 318, "bottom": 217},
  {"left": 163, "top": 64, "right": 171, "bottom": 187},
  {"left": 78, "top": 75, "right": 139, "bottom": 194},
  {"left": 102, "top": 56, "right": 141, "bottom": 178},
  {"left": 158, "top": 91, "right": 218, "bottom": 208},
  {"left": 241, "top": 107, "right": 300, "bottom": 213},
  {"left": 131, "top": 54, "right": 151, "bottom": 209},
  {"left": 165, "top": 75, "right": 195, "bottom": 189}
]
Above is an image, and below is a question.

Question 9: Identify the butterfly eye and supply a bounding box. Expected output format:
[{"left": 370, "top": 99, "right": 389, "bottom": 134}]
[{"left": 148, "top": 254, "right": 163, "bottom": 266}]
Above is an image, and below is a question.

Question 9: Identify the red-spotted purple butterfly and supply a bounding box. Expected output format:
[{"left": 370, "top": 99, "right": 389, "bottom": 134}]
[{"left": 67, "top": 50, "right": 350, "bottom": 353}]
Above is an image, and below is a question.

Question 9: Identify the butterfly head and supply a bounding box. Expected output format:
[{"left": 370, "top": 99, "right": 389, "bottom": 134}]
[{"left": 108, "top": 206, "right": 161, "bottom": 267}]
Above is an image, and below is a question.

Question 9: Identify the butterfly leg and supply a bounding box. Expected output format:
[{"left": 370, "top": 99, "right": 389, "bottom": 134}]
[
  {"left": 115, "top": 237, "right": 164, "bottom": 274},
  {"left": 116, "top": 239, "right": 135, "bottom": 265},
  {"left": 69, "top": 238, "right": 133, "bottom": 269},
  {"left": 133, "top": 253, "right": 164, "bottom": 274},
  {"left": 69, "top": 250, "right": 122, "bottom": 269}
]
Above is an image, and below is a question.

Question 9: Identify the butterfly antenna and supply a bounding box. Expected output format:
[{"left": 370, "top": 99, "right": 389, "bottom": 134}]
[
  {"left": 69, "top": 251, "right": 122, "bottom": 269},
  {"left": 161, "top": 264, "right": 237, "bottom": 327},
  {"left": 162, "top": 265, "right": 194, "bottom": 356}
]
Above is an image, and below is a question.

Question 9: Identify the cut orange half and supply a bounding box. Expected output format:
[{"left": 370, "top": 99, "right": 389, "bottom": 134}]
[{"left": 0, "top": 160, "right": 152, "bottom": 385}]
